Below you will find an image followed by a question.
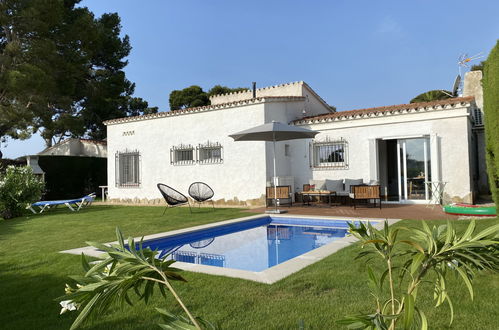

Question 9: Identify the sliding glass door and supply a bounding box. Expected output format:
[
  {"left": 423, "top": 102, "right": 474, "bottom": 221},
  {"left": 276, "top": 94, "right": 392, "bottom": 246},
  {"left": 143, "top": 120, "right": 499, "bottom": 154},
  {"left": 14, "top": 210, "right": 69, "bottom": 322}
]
[{"left": 397, "top": 138, "right": 431, "bottom": 202}]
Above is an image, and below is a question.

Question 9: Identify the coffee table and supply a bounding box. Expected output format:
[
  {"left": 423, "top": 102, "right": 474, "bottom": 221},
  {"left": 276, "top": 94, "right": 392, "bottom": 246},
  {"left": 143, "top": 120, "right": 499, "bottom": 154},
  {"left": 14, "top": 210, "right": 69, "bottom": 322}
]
[{"left": 298, "top": 190, "right": 337, "bottom": 207}]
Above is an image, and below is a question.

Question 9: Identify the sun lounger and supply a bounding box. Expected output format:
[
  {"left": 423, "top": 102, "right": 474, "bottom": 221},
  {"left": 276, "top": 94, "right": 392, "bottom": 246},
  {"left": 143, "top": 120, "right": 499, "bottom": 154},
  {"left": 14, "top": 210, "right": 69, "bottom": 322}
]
[{"left": 27, "top": 193, "right": 96, "bottom": 214}]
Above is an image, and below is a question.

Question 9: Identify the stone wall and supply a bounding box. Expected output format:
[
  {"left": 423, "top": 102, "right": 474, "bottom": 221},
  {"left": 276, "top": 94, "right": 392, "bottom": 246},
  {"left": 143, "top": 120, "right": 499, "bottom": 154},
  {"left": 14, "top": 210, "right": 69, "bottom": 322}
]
[{"left": 106, "top": 195, "right": 266, "bottom": 207}]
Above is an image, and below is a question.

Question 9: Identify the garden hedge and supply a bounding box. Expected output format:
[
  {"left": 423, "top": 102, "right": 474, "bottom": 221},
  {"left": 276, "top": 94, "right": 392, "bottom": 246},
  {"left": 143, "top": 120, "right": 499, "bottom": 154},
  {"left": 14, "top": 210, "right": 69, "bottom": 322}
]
[
  {"left": 483, "top": 40, "right": 499, "bottom": 205},
  {"left": 38, "top": 156, "right": 107, "bottom": 200}
]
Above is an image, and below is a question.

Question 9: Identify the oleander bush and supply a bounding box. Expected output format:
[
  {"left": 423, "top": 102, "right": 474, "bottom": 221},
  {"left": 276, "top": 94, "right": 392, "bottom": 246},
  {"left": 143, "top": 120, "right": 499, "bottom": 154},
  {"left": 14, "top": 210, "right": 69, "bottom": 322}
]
[
  {"left": 0, "top": 165, "right": 44, "bottom": 219},
  {"left": 57, "top": 228, "right": 216, "bottom": 330},
  {"left": 339, "top": 220, "right": 499, "bottom": 329}
]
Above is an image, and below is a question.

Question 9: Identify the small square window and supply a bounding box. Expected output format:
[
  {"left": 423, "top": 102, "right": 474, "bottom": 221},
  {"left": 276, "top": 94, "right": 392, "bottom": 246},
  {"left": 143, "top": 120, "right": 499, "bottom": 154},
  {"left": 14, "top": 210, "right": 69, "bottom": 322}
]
[
  {"left": 197, "top": 142, "right": 223, "bottom": 164},
  {"left": 171, "top": 144, "right": 195, "bottom": 165},
  {"left": 311, "top": 139, "right": 348, "bottom": 169}
]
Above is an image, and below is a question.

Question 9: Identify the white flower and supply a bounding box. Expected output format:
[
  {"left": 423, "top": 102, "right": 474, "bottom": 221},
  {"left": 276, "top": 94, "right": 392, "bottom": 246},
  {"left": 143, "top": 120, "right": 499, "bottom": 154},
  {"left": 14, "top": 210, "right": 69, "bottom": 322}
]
[
  {"left": 103, "top": 264, "right": 112, "bottom": 275},
  {"left": 59, "top": 300, "right": 77, "bottom": 314}
]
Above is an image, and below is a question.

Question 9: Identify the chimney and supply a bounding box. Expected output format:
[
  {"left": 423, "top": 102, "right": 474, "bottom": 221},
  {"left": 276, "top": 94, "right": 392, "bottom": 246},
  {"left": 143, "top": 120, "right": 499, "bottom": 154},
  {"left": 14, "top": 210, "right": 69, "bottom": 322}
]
[{"left": 252, "top": 82, "right": 256, "bottom": 98}]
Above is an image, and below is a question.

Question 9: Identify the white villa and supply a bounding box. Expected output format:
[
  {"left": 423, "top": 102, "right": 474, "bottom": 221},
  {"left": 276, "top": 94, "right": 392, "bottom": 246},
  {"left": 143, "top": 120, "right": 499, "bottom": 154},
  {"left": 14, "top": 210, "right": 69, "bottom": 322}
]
[{"left": 104, "top": 71, "right": 487, "bottom": 206}]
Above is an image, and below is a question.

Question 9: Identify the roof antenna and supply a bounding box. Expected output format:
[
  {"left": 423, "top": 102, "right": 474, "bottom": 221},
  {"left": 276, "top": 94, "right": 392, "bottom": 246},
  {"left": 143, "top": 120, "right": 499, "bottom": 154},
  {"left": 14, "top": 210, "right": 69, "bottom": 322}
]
[
  {"left": 454, "top": 52, "right": 484, "bottom": 96},
  {"left": 252, "top": 82, "right": 256, "bottom": 98}
]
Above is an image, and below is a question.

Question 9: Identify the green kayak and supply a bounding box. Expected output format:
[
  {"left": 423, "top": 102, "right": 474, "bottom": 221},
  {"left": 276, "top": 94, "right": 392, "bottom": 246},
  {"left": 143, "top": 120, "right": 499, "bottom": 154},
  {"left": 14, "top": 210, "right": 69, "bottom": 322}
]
[{"left": 443, "top": 203, "right": 497, "bottom": 216}]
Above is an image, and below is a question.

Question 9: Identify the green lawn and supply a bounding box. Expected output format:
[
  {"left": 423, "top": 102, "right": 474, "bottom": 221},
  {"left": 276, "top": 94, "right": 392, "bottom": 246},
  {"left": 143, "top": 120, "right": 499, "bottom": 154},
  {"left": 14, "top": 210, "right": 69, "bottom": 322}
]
[{"left": 0, "top": 206, "right": 497, "bottom": 329}]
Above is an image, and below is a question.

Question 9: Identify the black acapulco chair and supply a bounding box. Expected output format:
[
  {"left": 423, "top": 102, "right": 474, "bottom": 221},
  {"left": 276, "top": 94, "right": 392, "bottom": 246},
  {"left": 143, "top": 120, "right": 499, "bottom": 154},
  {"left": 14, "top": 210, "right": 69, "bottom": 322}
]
[
  {"left": 157, "top": 183, "right": 191, "bottom": 214},
  {"left": 188, "top": 182, "right": 215, "bottom": 210}
]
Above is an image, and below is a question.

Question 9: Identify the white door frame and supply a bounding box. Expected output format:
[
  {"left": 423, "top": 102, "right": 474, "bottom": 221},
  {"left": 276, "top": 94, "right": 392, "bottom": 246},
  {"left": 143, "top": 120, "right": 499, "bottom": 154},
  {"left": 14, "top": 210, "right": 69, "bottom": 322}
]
[{"left": 396, "top": 137, "right": 431, "bottom": 204}]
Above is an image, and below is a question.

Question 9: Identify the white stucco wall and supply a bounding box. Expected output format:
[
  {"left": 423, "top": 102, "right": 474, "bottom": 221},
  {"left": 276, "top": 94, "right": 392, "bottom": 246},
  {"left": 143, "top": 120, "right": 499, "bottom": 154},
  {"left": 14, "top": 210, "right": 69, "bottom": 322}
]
[
  {"left": 210, "top": 82, "right": 304, "bottom": 104},
  {"left": 106, "top": 91, "right": 477, "bottom": 205},
  {"left": 292, "top": 106, "right": 475, "bottom": 202},
  {"left": 262, "top": 101, "right": 320, "bottom": 185},
  {"left": 107, "top": 102, "right": 270, "bottom": 204},
  {"left": 210, "top": 81, "right": 332, "bottom": 116}
]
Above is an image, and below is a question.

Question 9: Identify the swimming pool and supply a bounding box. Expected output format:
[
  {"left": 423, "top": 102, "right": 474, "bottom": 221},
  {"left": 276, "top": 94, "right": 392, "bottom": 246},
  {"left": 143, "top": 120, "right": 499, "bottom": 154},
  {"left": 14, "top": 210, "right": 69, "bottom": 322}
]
[
  {"left": 62, "top": 214, "right": 397, "bottom": 284},
  {"left": 141, "top": 216, "right": 361, "bottom": 272}
]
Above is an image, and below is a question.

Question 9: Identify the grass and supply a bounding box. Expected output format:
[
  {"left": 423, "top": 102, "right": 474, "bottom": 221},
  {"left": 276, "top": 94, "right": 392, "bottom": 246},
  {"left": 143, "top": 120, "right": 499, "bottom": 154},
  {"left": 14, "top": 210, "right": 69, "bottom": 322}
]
[{"left": 0, "top": 205, "right": 498, "bottom": 329}]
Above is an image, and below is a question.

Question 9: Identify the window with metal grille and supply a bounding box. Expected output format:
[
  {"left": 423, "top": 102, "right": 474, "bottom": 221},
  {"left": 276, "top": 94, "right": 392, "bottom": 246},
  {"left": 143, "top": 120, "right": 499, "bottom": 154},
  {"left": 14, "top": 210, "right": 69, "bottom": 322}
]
[
  {"left": 311, "top": 139, "right": 348, "bottom": 169},
  {"left": 197, "top": 142, "right": 223, "bottom": 164},
  {"left": 171, "top": 144, "right": 195, "bottom": 165},
  {"left": 115, "top": 151, "right": 140, "bottom": 187}
]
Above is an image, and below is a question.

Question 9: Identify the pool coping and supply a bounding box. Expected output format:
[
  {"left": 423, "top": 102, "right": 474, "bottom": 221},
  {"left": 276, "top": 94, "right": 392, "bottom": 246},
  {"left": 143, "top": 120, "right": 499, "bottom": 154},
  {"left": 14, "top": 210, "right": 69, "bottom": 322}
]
[{"left": 60, "top": 214, "right": 401, "bottom": 284}]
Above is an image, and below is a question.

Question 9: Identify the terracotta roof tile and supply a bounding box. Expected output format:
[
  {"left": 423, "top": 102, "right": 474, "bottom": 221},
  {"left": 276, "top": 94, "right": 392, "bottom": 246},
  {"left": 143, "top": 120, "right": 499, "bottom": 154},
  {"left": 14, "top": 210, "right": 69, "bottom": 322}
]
[
  {"left": 103, "top": 96, "right": 305, "bottom": 125},
  {"left": 293, "top": 96, "right": 474, "bottom": 124}
]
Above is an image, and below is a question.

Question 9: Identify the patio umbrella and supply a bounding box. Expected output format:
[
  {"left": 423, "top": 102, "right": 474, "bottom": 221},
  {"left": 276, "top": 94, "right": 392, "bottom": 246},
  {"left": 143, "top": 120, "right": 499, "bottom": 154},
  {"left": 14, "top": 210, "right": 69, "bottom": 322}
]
[{"left": 229, "top": 121, "right": 318, "bottom": 214}]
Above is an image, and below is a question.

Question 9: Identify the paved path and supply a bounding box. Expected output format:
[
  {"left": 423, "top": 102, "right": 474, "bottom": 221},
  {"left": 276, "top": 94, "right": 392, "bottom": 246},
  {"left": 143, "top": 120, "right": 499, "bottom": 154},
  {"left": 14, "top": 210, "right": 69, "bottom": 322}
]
[{"left": 249, "top": 203, "right": 460, "bottom": 220}]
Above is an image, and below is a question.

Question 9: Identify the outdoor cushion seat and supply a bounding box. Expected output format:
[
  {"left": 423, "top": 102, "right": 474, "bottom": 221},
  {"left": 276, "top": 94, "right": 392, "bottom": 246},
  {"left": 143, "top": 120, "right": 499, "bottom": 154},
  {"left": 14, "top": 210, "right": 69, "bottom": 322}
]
[
  {"left": 157, "top": 183, "right": 191, "bottom": 214},
  {"left": 325, "top": 179, "right": 344, "bottom": 193},
  {"left": 344, "top": 179, "right": 363, "bottom": 194}
]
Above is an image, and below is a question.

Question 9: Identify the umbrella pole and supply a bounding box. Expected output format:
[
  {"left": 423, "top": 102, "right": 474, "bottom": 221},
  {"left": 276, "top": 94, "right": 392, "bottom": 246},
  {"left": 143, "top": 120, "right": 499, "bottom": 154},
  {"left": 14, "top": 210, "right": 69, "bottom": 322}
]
[{"left": 273, "top": 137, "right": 278, "bottom": 213}]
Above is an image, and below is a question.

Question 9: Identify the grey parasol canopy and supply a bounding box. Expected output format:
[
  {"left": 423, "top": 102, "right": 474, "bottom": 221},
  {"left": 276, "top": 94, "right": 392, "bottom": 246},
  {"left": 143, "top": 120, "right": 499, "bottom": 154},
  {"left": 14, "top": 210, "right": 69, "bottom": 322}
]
[
  {"left": 229, "top": 121, "right": 318, "bottom": 214},
  {"left": 229, "top": 121, "right": 318, "bottom": 142}
]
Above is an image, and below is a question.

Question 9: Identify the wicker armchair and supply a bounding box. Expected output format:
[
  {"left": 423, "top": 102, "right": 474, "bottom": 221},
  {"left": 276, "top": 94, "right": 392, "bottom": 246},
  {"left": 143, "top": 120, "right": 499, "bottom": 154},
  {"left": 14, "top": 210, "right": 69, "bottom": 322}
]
[
  {"left": 349, "top": 185, "right": 381, "bottom": 209},
  {"left": 157, "top": 183, "right": 191, "bottom": 214},
  {"left": 188, "top": 182, "right": 215, "bottom": 210},
  {"left": 266, "top": 186, "right": 292, "bottom": 207}
]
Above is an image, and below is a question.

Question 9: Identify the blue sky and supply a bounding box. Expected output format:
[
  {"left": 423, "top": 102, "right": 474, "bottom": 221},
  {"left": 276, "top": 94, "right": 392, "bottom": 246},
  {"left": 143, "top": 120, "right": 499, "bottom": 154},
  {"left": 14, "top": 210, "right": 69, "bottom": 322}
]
[{"left": 4, "top": 0, "right": 499, "bottom": 159}]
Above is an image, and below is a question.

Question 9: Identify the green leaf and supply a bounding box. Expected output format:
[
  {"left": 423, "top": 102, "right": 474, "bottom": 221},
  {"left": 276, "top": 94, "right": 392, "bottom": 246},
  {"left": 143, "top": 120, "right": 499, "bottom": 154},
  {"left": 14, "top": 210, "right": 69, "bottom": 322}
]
[
  {"left": 403, "top": 294, "right": 415, "bottom": 329},
  {"left": 446, "top": 293, "right": 454, "bottom": 325},
  {"left": 455, "top": 266, "right": 474, "bottom": 300},
  {"left": 85, "top": 257, "right": 114, "bottom": 277},
  {"left": 116, "top": 227, "right": 125, "bottom": 249},
  {"left": 410, "top": 253, "right": 425, "bottom": 275},
  {"left": 472, "top": 223, "right": 499, "bottom": 241},
  {"left": 81, "top": 253, "right": 91, "bottom": 272},
  {"left": 457, "top": 220, "right": 476, "bottom": 244},
  {"left": 69, "top": 293, "right": 101, "bottom": 330},
  {"left": 156, "top": 308, "right": 198, "bottom": 330},
  {"left": 399, "top": 240, "right": 425, "bottom": 254},
  {"left": 366, "top": 266, "right": 379, "bottom": 291},
  {"left": 362, "top": 239, "right": 386, "bottom": 246},
  {"left": 415, "top": 307, "right": 428, "bottom": 330}
]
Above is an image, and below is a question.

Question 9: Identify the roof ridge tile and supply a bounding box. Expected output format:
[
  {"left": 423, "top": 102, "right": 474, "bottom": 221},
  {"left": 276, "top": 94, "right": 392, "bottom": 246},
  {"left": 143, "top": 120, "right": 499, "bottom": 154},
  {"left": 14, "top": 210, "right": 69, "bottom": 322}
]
[
  {"left": 104, "top": 96, "right": 305, "bottom": 125},
  {"left": 293, "top": 96, "right": 474, "bottom": 124}
]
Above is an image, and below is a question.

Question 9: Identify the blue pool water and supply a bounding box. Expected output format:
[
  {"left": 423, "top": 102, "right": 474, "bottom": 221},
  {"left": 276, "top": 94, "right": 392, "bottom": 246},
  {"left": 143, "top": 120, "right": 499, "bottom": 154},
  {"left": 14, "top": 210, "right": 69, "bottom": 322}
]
[{"left": 140, "top": 216, "right": 360, "bottom": 272}]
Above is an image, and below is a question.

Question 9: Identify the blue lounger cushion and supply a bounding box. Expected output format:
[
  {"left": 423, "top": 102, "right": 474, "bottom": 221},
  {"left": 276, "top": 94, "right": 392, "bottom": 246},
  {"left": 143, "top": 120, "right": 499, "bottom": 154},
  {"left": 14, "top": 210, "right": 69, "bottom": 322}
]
[{"left": 28, "top": 193, "right": 95, "bottom": 213}]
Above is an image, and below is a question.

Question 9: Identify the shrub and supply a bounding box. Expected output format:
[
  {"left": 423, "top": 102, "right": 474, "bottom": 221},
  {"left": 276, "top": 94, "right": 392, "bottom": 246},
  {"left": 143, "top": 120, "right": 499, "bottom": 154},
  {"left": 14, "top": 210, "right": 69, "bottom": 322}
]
[
  {"left": 483, "top": 40, "right": 499, "bottom": 205},
  {"left": 339, "top": 220, "right": 499, "bottom": 329},
  {"left": 0, "top": 165, "right": 45, "bottom": 219},
  {"left": 57, "top": 228, "right": 215, "bottom": 329}
]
